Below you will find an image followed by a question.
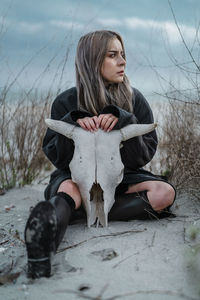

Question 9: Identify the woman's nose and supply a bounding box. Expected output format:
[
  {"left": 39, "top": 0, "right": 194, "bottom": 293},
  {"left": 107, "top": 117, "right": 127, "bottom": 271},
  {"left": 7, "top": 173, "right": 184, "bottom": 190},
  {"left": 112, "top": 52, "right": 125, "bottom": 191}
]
[{"left": 118, "top": 55, "right": 126, "bottom": 66}]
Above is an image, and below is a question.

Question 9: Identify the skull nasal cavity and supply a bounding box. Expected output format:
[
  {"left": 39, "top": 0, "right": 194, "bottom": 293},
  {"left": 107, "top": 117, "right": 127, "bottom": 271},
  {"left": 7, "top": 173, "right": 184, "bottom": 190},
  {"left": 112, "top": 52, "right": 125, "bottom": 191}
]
[{"left": 90, "top": 183, "right": 104, "bottom": 202}]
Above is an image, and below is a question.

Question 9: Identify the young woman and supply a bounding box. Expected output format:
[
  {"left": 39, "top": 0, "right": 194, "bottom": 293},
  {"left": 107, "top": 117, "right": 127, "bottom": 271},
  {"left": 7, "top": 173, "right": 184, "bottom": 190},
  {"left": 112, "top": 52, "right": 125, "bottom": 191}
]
[{"left": 24, "top": 30, "right": 176, "bottom": 279}]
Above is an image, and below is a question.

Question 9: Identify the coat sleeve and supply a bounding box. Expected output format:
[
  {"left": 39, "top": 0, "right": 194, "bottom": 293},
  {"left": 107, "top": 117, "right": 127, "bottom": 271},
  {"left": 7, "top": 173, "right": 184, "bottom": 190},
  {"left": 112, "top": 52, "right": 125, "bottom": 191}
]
[
  {"left": 101, "top": 88, "right": 158, "bottom": 170},
  {"left": 42, "top": 91, "right": 91, "bottom": 170}
]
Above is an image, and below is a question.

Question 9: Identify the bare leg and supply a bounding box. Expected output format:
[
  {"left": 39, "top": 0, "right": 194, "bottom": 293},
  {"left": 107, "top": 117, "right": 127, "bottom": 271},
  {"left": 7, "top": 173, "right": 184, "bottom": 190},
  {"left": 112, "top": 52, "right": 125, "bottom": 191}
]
[
  {"left": 58, "top": 179, "right": 82, "bottom": 209},
  {"left": 125, "top": 181, "right": 175, "bottom": 211}
]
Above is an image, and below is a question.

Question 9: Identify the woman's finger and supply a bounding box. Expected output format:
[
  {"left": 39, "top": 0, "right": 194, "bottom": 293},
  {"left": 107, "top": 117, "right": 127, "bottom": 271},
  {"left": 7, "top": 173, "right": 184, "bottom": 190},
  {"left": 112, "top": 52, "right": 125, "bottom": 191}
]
[
  {"left": 97, "top": 114, "right": 105, "bottom": 127},
  {"left": 88, "top": 118, "right": 97, "bottom": 131},
  {"left": 92, "top": 116, "right": 99, "bottom": 129},
  {"left": 77, "top": 117, "right": 97, "bottom": 132},
  {"left": 83, "top": 119, "right": 93, "bottom": 131},
  {"left": 78, "top": 115, "right": 118, "bottom": 132},
  {"left": 84, "top": 117, "right": 97, "bottom": 131},
  {"left": 107, "top": 118, "right": 118, "bottom": 131},
  {"left": 99, "top": 114, "right": 117, "bottom": 130},
  {"left": 77, "top": 118, "right": 92, "bottom": 131},
  {"left": 77, "top": 119, "right": 87, "bottom": 130},
  {"left": 102, "top": 117, "right": 113, "bottom": 131},
  {"left": 98, "top": 114, "right": 111, "bottom": 129}
]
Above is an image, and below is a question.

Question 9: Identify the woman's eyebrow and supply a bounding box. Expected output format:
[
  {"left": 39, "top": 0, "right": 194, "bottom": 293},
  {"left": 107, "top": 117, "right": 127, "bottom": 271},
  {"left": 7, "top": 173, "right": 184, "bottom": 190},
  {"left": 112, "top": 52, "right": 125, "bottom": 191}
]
[{"left": 108, "top": 50, "right": 124, "bottom": 53}]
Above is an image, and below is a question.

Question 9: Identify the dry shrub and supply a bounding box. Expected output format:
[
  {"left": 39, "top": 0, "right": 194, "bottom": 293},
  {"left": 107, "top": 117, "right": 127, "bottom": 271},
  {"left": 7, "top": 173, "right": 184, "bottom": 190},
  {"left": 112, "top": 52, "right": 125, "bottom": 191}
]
[
  {"left": 145, "top": 1, "right": 200, "bottom": 198},
  {"left": 0, "top": 11, "right": 73, "bottom": 190},
  {"left": 158, "top": 100, "right": 200, "bottom": 193},
  {"left": 0, "top": 89, "right": 52, "bottom": 189}
]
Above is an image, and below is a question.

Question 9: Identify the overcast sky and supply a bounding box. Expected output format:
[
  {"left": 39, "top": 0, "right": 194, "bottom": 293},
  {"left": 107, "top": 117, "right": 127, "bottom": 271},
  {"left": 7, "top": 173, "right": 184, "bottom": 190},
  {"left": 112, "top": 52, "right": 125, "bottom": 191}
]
[{"left": 1, "top": 0, "right": 200, "bottom": 101}]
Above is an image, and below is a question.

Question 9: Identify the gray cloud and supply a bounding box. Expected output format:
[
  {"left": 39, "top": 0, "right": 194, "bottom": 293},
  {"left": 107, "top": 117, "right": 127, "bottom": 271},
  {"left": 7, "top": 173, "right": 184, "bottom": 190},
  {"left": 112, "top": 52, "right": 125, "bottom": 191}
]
[
  {"left": 97, "top": 17, "right": 197, "bottom": 44},
  {"left": 1, "top": 0, "right": 199, "bottom": 96},
  {"left": 49, "top": 19, "right": 85, "bottom": 31}
]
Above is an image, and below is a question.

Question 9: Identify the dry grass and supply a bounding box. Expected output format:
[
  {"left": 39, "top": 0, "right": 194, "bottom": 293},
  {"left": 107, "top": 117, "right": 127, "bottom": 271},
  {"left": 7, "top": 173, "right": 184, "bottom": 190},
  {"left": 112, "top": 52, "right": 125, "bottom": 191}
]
[
  {"left": 148, "top": 1, "right": 200, "bottom": 197},
  {"left": 0, "top": 12, "right": 73, "bottom": 190},
  {"left": 1, "top": 89, "right": 199, "bottom": 195},
  {"left": 0, "top": 89, "right": 52, "bottom": 189},
  {"left": 150, "top": 99, "right": 200, "bottom": 195}
]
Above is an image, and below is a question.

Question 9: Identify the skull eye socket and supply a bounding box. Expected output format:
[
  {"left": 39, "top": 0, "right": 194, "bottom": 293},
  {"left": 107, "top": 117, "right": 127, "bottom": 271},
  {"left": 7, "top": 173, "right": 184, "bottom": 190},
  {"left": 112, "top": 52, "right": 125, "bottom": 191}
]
[{"left": 111, "top": 157, "right": 113, "bottom": 160}]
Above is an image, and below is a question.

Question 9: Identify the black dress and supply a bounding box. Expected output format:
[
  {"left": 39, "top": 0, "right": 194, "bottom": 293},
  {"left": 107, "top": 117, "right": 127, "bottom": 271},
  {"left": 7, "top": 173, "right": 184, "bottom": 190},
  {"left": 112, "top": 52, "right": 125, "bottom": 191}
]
[{"left": 42, "top": 87, "right": 174, "bottom": 200}]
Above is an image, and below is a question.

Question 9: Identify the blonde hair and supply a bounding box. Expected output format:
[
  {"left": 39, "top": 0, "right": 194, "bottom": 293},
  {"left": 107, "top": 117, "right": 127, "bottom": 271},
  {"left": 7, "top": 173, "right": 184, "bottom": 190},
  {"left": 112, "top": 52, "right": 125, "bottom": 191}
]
[{"left": 75, "top": 30, "right": 133, "bottom": 115}]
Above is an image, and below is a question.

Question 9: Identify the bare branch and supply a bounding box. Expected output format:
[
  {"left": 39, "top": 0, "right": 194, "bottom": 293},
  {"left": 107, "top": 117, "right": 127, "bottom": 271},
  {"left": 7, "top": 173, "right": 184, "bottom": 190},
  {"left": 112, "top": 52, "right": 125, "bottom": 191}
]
[{"left": 168, "top": 0, "right": 200, "bottom": 72}]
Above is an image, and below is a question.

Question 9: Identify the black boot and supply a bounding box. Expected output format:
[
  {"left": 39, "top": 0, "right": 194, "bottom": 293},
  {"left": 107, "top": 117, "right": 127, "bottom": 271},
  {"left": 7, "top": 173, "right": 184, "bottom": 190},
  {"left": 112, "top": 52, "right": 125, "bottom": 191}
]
[
  {"left": 24, "top": 193, "right": 75, "bottom": 279},
  {"left": 108, "top": 191, "right": 175, "bottom": 221},
  {"left": 49, "top": 192, "right": 75, "bottom": 249}
]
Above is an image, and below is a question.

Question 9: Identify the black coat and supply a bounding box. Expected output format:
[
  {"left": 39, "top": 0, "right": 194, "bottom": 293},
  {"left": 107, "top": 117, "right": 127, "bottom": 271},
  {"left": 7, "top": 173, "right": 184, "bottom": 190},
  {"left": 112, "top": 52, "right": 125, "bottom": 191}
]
[
  {"left": 42, "top": 87, "right": 158, "bottom": 187},
  {"left": 43, "top": 87, "right": 158, "bottom": 172}
]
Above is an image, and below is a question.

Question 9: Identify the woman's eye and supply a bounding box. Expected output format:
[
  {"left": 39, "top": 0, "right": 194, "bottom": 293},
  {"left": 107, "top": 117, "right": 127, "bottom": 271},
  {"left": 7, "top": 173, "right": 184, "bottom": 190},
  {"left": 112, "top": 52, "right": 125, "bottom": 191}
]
[{"left": 109, "top": 53, "right": 115, "bottom": 58}]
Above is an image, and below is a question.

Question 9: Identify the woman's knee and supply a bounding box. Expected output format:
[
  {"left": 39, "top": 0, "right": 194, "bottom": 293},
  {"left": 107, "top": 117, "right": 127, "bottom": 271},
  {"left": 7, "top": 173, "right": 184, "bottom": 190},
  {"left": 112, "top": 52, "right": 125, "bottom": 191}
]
[
  {"left": 159, "top": 183, "right": 175, "bottom": 206},
  {"left": 57, "top": 180, "right": 82, "bottom": 209},
  {"left": 149, "top": 181, "right": 175, "bottom": 210}
]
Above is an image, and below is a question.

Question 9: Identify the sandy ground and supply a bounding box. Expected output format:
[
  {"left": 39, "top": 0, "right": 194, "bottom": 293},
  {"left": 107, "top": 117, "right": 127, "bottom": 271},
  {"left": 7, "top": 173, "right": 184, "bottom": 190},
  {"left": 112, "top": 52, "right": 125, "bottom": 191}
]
[{"left": 0, "top": 179, "right": 200, "bottom": 300}]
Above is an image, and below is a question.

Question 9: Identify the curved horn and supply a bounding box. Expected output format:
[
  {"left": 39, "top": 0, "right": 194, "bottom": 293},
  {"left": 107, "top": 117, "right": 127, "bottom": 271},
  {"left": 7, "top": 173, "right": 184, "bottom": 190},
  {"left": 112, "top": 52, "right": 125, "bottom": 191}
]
[
  {"left": 45, "top": 119, "right": 76, "bottom": 139},
  {"left": 120, "top": 123, "right": 157, "bottom": 141}
]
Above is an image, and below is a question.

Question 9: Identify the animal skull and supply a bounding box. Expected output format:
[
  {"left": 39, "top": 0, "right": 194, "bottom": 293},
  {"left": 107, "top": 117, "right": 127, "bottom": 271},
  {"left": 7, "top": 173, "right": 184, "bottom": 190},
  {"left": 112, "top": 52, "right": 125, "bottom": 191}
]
[{"left": 45, "top": 119, "right": 157, "bottom": 227}]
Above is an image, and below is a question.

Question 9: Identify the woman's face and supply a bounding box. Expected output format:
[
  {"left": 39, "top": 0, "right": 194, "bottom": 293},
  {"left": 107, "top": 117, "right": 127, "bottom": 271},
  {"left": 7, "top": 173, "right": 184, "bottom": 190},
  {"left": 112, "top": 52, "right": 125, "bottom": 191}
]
[{"left": 101, "top": 38, "right": 126, "bottom": 84}]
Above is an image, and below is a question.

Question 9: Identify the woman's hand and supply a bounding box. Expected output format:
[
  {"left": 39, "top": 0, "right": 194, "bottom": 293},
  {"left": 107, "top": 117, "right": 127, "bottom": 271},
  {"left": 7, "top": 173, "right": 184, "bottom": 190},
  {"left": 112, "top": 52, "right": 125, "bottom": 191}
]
[
  {"left": 77, "top": 116, "right": 99, "bottom": 132},
  {"left": 98, "top": 114, "right": 118, "bottom": 132},
  {"left": 77, "top": 114, "right": 118, "bottom": 132}
]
